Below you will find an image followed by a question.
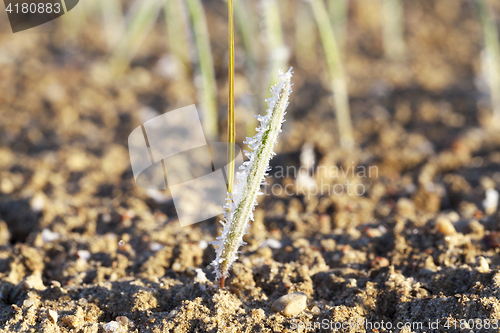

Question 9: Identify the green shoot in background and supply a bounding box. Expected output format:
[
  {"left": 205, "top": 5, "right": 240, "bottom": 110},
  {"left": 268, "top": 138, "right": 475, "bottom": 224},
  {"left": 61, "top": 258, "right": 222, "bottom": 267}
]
[
  {"left": 110, "top": 0, "right": 163, "bottom": 74},
  {"left": 474, "top": 0, "right": 500, "bottom": 120},
  {"left": 186, "top": 0, "right": 219, "bottom": 139},
  {"left": 234, "top": 0, "right": 260, "bottom": 137},
  {"left": 101, "top": 0, "right": 124, "bottom": 50},
  {"left": 310, "top": 0, "right": 354, "bottom": 148},
  {"left": 164, "top": 0, "right": 192, "bottom": 72},
  {"left": 328, "top": 0, "right": 349, "bottom": 52},
  {"left": 261, "top": 0, "right": 289, "bottom": 93},
  {"left": 381, "top": 0, "right": 407, "bottom": 61},
  {"left": 295, "top": 1, "right": 318, "bottom": 70}
]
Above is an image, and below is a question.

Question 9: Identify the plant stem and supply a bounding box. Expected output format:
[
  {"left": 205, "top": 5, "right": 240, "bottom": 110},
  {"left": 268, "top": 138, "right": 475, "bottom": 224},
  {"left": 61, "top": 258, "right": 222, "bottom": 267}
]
[
  {"left": 233, "top": 0, "right": 258, "bottom": 85},
  {"left": 101, "top": 0, "right": 124, "bottom": 50},
  {"left": 474, "top": 0, "right": 500, "bottom": 119},
  {"left": 225, "top": 1, "right": 235, "bottom": 287},
  {"left": 310, "top": 0, "right": 354, "bottom": 148},
  {"left": 227, "top": 0, "right": 236, "bottom": 201},
  {"left": 212, "top": 69, "right": 293, "bottom": 285},
  {"left": 111, "top": 0, "right": 163, "bottom": 74},
  {"left": 164, "top": 0, "right": 192, "bottom": 71},
  {"left": 328, "top": 0, "right": 348, "bottom": 52},
  {"left": 381, "top": 0, "right": 406, "bottom": 61},
  {"left": 233, "top": 0, "right": 260, "bottom": 137},
  {"left": 295, "top": 1, "right": 317, "bottom": 69},
  {"left": 186, "top": 0, "right": 219, "bottom": 140},
  {"left": 261, "top": 0, "right": 289, "bottom": 89}
]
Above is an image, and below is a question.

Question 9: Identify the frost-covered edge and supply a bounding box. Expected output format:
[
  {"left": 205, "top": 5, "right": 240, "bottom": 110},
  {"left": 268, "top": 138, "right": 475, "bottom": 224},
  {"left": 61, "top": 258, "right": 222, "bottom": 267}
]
[{"left": 211, "top": 68, "right": 293, "bottom": 281}]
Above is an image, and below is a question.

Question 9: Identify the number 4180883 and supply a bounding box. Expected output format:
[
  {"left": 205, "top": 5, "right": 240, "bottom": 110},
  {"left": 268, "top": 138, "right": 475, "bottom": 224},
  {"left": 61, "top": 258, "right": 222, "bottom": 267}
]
[{"left": 6, "top": 2, "right": 61, "bottom": 14}]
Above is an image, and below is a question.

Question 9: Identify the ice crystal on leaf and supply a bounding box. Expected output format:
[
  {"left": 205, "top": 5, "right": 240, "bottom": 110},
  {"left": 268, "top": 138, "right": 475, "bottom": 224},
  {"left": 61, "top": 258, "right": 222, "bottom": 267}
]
[{"left": 211, "top": 68, "right": 293, "bottom": 282}]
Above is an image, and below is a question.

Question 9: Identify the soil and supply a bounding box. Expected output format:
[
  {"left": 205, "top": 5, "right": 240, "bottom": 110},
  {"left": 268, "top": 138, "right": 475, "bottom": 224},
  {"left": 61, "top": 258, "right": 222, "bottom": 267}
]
[{"left": 1, "top": 0, "right": 500, "bottom": 332}]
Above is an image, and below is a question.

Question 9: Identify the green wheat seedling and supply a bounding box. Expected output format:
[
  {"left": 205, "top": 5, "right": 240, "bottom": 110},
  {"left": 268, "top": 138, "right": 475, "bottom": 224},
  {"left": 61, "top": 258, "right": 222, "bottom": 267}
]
[
  {"left": 164, "top": 0, "right": 192, "bottom": 71},
  {"left": 212, "top": 68, "right": 293, "bottom": 288},
  {"left": 309, "top": 0, "right": 354, "bottom": 147},
  {"left": 186, "top": 0, "right": 219, "bottom": 139},
  {"left": 295, "top": 1, "right": 318, "bottom": 69},
  {"left": 474, "top": 0, "right": 500, "bottom": 120},
  {"left": 233, "top": 0, "right": 258, "bottom": 87},
  {"left": 261, "top": 0, "right": 289, "bottom": 93},
  {"left": 233, "top": 0, "right": 261, "bottom": 137},
  {"left": 101, "top": 0, "right": 124, "bottom": 50},
  {"left": 328, "top": 0, "right": 348, "bottom": 52},
  {"left": 381, "top": 0, "right": 407, "bottom": 61},
  {"left": 110, "top": 0, "right": 163, "bottom": 74},
  {"left": 59, "top": 0, "right": 89, "bottom": 39}
]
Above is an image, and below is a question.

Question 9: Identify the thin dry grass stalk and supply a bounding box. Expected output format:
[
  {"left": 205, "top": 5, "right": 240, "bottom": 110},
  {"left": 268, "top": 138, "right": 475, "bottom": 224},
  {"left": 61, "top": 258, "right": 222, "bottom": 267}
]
[{"left": 228, "top": 0, "right": 236, "bottom": 199}]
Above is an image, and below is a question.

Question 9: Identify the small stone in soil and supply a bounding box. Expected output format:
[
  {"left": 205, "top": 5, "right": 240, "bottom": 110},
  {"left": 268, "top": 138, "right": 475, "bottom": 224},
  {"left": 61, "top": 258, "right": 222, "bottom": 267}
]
[
  {"left": 311, "top": 306, "right": 321, "bottom": 315},
  {"left": 116, "top": 316, "right": 131, "bottom": 326},
  {"left": 271, "top": 292, "right": 308, "bottom": 317},
  {"left": 477, "top": 256, "right": 489, "bottom": 273},
  {"left": 436, "top": 216, "right": 456, "bottom": 235},
  {"left": 23, "top": 300, "right": 34, "bottom": 308},
  {"left": 103, "top": 321, "right": 123, "bottom": 332},
  {"left": 482, "top": 188, "right": 499, "bottom": 215},
  {"left": 62, "top": 315, "right": 81, "bottom": 328},
  {"left": 260, "top": 238, "right": 282, "bottom": 249},
  {"left": 50, "top": 280, "right": 61, "bottom": 288},
  {"left": 48, "top": 309, "right": 58, "bottom": 323}
]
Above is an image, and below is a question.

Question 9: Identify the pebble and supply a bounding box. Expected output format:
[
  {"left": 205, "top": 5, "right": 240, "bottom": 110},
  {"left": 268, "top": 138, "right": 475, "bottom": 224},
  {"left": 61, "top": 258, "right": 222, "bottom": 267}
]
[
  {"left": 435, "top": 216, "right": 456, "bottom": 236},
  {"left": 311, "top": 306, "right": 321, "bottom": 315},
  {"left": 271, "top": 292, "right": 308, "bottom": 317},
  {"left": 370, "top": 256, "right": 390, "bottom": 269},
  {"left": 417, "top": 288, "right": 428, "bottom": 297},
  {"left": 483, "top": 189, "right": 499, "bottom": 215},
  {"left": 396, "top": 198, "right": 415, "bottom": 217},
  {"left": 194, "top": 269, "right": 207, "bottom": 283},
  {"left": 51, "top": 280, "right": 61, "bottom": 288},
  {"left": 23, "top": 299, "right": 34, "bottom": 308},
  {"left": 103, "top": 321, "right": 122, "bottom": 332},
  {"left": 198, "top": 239, "right": 208, "bottom": 250},
  {"left": 116, "top": 316, "right": 131, "bottom": 326},
  {"left": 76, "top": 250, "right": 91, "bottom": 261},
  {"left": 62, "top": 315, "right": 81, "bottom": 328},
  {"left": 21, "top": 272, "right": 46, "bottom": 291},
  {"left": 477, "top": 256, "right": 489, "bottom": 273},
  {"left": 260, "top": 239, "right": 282, "bottom": 249},
  {"left": 149, "top": 242, "right": 164, "bottom": 252},
  {"left": 172, "top": 262, "right": 182, "bottom": 272},
  {"left": 41, "top": 229, "right": 60, "bottom": 243},
  {"left": 30, "top": 195, "right": 45, "bottom": 212},
  {"left": 146, "top": 189, "right": 169, "bottom": 203},
  {"left": 48, "top": 309, "right": 58, "bottom": 323},
  {"left": 446, "top": 211, "right": 460, "bottom": 222}
]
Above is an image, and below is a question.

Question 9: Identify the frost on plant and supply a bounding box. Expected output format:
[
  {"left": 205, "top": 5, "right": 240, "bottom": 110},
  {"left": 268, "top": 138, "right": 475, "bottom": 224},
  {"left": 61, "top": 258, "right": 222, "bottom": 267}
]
[{"left": 211, "top": 68, "right": 293, "bottom": 285}]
